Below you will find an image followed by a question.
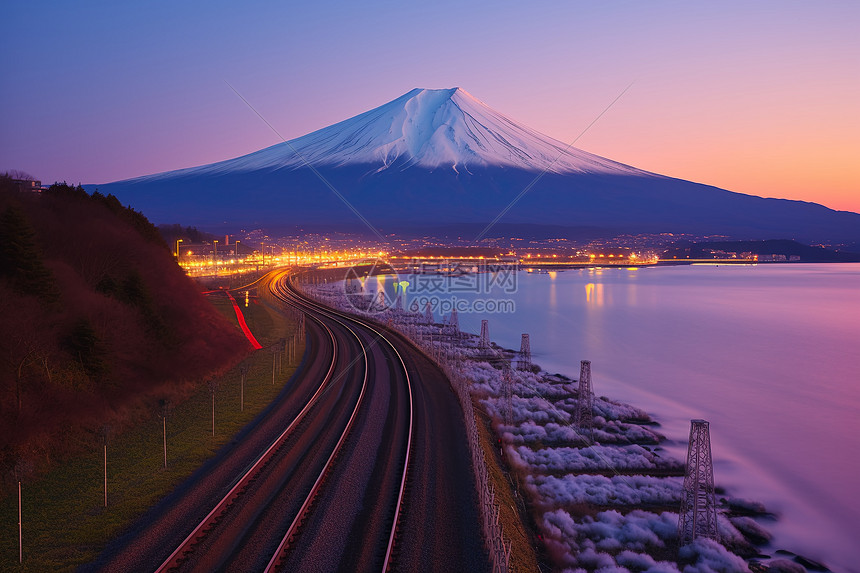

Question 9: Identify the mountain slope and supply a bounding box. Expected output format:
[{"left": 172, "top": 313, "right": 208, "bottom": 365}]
[
  {"left": 133, "top": 88, "right": 648, "bottom": 178},
  {"left": 95, "top": 88, "right": 860, "bottom": 247}
]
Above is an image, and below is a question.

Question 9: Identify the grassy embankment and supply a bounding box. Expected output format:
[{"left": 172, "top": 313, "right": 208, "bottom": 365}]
[{"left": 0, "top": 289, "right": 304, "bottom": 572}]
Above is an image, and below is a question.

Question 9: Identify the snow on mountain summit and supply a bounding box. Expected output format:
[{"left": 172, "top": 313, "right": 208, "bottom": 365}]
[
  {"left": 138, "top": 88, "right": 648, "bottom": 180},
  {"left": 98, "top": 87, "right": 860, "bottom": 248}
]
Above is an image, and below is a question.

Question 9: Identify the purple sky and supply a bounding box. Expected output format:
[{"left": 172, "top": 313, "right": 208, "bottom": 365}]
[{"left": 2, "top": 1, "right": 858, "bottom": 212}]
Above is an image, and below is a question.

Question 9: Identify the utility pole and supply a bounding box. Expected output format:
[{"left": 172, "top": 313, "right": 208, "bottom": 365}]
[
  {"left": 101, "top": 425, "right": 110, "bottom": 507},
  {"left": 272, "top": 347, "right": 277, "bottom": 385},
  {"left": 279, "top": 338, "right": 287, "bottom": 374},
  {"left": 160, "top": 399, "right": 169, "bottom": 468},
  {"left": 208, "top": 379, "right": 219, "bottom": 437},
  {"left": 16, "top": 462, "right": 22, "bottom": 564},
  {"left": 239, "top": 365, "right": 248, "bottom": 412}
]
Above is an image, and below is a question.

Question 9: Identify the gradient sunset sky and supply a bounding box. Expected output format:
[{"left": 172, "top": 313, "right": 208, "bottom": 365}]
[{"left": 2, "top": 1, "right": 858, "bottom": 213}]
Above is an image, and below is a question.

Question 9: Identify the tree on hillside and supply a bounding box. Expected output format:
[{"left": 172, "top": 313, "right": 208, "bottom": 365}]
[
  {"left": 0, "top": 284, "right": 55, "bottom": 414},
  {"left": 157, "top": 224, "right": 218, "bottom": 245},
  {"left": 42, "top": 181, "right": 88, "bottom": 201},
  {"left": 64, "top": 318, "right": 107, "bottom": 379},
  {"left": 0, "top": 204, "right": 60, "bottom": 304},
  {"left": 45, "top": 183, "right": 169, "bottom": 251},
  {"left": 1, "top": 170, "right": 36, "bottom": 181},
  {"left": 0, "top": 178, "right": 250, "bottom": 488}
]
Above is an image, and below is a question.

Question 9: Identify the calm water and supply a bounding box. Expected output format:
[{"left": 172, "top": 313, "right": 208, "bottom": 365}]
[{"left": 430, "top": 263, "right": 859, "bottom": 571}]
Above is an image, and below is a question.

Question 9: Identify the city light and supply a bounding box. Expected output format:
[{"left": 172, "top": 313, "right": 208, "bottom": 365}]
[{"left": 176, "top": 242, "right": 390, "bottom": 278}]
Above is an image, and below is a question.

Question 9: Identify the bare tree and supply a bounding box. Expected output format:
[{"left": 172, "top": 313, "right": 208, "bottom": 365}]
[{"left": 1, "top": 169, "right": 35, "bottom": 181}]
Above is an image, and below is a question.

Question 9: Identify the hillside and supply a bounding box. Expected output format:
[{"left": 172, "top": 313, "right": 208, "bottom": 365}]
[{"left": 0, "top": 178, "right": 251, "bottom": 484}]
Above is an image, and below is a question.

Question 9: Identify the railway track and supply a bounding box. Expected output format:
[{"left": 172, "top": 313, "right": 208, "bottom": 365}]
[
  {"left": 263, "top": 272, "right": 414, "bottom": 571},
  {"left": 152, "top": 269, "right": 413, "bottom": 572},
  {"left": 89, "top": 266, "right": 486, "bottom": 573}
]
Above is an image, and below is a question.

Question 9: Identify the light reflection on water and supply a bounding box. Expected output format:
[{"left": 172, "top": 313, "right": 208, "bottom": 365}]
[
  {"left": 461, "top": 263, "right": 860, "bottom": 572},
  {"left": 362, "top": 263, "right": 860, "bottom": 569}
]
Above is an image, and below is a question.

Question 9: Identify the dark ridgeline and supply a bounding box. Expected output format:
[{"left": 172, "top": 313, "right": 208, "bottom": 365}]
[
  {"left": 663, "top": 239, "right": 860, "bottom": 262},
  {"left": 0, "top": 177, "right": 251, "bottom": 490}
]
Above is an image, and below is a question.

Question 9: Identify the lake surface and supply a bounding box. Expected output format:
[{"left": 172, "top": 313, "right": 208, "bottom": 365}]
[{"left": 412, "top": 263, "right": 860, "bottom": 571}]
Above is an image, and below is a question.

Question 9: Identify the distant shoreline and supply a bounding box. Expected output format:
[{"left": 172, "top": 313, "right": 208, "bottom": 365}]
[{"left": 520, "top": 259, "right": 858, "bottom": 270}]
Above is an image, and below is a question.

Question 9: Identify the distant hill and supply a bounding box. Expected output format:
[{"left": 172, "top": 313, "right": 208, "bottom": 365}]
[
  {"left": 0, "top": 178, "right": 250, "bottom": 480},
  {"left": 662, "top": 239, "right": 860, "bottom": 262},
  {"left": 94, "top": 87, "right": 860, "bottom": 249}
]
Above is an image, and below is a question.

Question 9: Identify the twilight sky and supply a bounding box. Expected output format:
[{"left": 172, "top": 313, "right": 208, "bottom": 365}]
[{"left": 2, "top": 1, "right": 859, "bottom": 213}]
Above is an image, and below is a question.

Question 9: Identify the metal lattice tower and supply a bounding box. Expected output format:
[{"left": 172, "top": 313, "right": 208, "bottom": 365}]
[
  {"left": 679, "top": 419, "right": 719, "bottom": 546},
  {"left": 479, "top": 319, "right": 490, "bottom": 349},
  {"left": 375, "top": 290, "right": 387, "bottom": 310},
  {"left": 518, "top": 334, "right": 532, "bottom": 371},
  {"left": 502, "top": 366, "right": 513, "bottom": 426},
  {"left": 424, "top": 301, "right": 434, "bottom": 324},
  {"left": 574, "top": 360, "right": 594, "bottom": 443},
  {"left": 449, "top": 308, "right": 459, "bottom": 335}
]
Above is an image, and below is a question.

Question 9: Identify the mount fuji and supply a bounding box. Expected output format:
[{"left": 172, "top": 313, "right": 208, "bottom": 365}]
[{"left": 95, "top": 88, "right": 860, "bottom": 246}]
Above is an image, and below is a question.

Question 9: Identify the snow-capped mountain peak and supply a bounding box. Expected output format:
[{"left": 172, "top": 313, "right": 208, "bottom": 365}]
[
  {"left": 146, "top": 87, "right": 647, "bottom": 179},
  {"left": 98, "top": 87, "right": 860, "bottom": 249}
]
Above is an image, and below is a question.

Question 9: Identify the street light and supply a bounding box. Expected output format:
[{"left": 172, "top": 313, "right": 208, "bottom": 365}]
[{"left": 175, "top": 239, "right": 184, "bottom": 259}]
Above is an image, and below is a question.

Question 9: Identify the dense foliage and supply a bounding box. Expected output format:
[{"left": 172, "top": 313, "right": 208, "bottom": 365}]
[
  {"left": 157, "top": 223, "right": 218, "bottom": 246},
  {"left": 0, "top": 178, "right": 250, "bottom": 484}
]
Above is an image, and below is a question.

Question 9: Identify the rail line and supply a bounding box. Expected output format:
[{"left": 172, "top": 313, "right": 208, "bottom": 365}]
[
  {"left": 155, "top": 268, "right": 414, "bottom": 572},
  {"left": 266, "top": 271, "right": 414, "bottom": 572},
  {"left": 154, "top": 308, "right": 340, "bottom": 572},
  {"left": 262, "top": 276, "right": 369, "bottom": 571}
]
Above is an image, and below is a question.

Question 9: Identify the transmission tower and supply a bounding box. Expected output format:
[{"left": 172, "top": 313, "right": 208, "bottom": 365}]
[
  {"left": 449, "top": 308, "right": 460, "bottom": 336},
  {"left": 574, "top": 360, "right": 594, "bottom": 443},
  {"left": 518, "top": 334, "right": 532, "bottom": 370},
  {"left": 479, "top": 319, "right": 490, "bottom": 350},
  {"left": 502, "top": 366, "right": 513, "bottom": 426},
  {"left": 375, "top": 290, "right": 387, "bottom": 311},
  {"left": 424, "top": 301, "right": 434, "bottom": 324},
  {"left": 679, "top": 419, "right": 719, "bottom": 546}
]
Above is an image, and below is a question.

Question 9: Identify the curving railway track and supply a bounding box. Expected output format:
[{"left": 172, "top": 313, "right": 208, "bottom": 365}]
[{"left": 86, "top": 268, "right": 486, "bottom": 573}]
